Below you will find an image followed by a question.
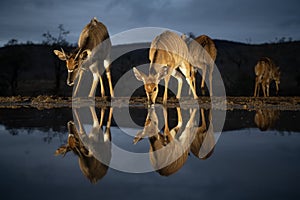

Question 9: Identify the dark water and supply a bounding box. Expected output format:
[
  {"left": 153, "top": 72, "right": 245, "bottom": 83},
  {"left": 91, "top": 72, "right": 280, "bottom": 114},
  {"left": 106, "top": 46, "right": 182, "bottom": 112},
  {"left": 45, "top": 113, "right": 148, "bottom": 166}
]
[{"left": 0, "top": 107, "right": 299, "bottom": 200}]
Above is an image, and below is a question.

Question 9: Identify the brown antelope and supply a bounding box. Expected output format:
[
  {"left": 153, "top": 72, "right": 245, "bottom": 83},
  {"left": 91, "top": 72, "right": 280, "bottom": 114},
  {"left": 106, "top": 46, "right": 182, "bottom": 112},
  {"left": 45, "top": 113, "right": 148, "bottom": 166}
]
[
  {"left": 55, "top": 106, "right": 113, "bottom": 183},
  {"left": 254, "top": 57, "right": 280, "bottom": 97},
  {"left": 254, "top": 109, "right": 279, "bottom": 131},
  {"left": 133, "top": 30, "right": 198, "bottom": 105},
  {"left": 183, "top": 34, "right": 217, "bottom": 96},
  {"left": 133, "top": 106, "right": 197, "bottom": 176},
  {"left": 54, "top": 17, "right": 114, "bottom": 97}
]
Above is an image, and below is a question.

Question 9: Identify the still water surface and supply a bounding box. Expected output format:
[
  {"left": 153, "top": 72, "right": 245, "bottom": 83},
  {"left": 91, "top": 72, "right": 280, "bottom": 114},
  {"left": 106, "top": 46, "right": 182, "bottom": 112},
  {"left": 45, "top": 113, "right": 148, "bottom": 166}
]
[{"left": 0, "top": 108, "right": 299, "bottom": 200}]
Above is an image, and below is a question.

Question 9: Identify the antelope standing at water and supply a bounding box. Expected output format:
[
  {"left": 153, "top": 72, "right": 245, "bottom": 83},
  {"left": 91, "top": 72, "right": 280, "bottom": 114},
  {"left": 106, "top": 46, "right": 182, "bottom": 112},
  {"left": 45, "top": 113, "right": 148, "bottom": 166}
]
[
  {"left": 55, "top": 106, "right": 113, "bottom": 183},
  {"left": 186, "top": 35, "right": 217, "bottom": 96},
  {"left": 54, "top": 17, "right": 114, "bottom": 97},
  {"left": 254, "top": 57, "right": 280, "bottom": 97},
  {"left": 133, "top": 31, "right": 198, "bottom": 105}
]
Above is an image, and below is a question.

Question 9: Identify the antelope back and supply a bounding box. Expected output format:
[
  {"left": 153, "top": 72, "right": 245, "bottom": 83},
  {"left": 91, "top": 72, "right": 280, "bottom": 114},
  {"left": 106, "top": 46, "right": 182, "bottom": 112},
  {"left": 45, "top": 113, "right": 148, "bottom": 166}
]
[
  {"left": 78, "top": 18, "right": 110, "bottom": 50},
  {"left": 194, "top": 35, "right": 217, "bottom": 61},
  {"left": 149, "top": 134, "right": 189, "bottom": 176},
  {"left": 149, "top": 31, "right": 190, "bottom": 70}
]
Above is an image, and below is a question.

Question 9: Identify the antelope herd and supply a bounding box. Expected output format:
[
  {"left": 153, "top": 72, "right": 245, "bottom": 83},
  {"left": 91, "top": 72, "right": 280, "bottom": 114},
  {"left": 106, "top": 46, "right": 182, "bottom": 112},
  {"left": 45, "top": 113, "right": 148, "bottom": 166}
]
[
  {"left": 53, "top": 18, "right": 282, "bottom": 182},
  {"left": 54, "top": 17, "right": 281, "bottom": 101}
]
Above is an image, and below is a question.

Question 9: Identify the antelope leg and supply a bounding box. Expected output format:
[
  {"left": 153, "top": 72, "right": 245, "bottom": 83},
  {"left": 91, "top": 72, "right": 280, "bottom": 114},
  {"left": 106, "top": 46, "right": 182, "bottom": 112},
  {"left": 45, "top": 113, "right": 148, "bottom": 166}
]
[
  {"left": 104, "top": 59, "right": 114, "bottom": 98},
  {"left": 163, "top": 75, "right": 170, "bottom": 104},
  {"left": 171, "top": 69, "right": 183, "bottom": 99},
  {"left": 73, "top": 70, "right": 84, "bottom": 98}
]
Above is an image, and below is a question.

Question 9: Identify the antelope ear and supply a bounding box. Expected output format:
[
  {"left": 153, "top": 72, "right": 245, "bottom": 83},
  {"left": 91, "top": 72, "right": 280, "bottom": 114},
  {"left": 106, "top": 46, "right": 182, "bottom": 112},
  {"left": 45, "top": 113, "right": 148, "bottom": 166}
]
[
  {"left": 53, "top": 50, "right": 67, "bottom": 61},
  {"left": 133, "top": 67, "right": 146, "bottom": 82},
  {"left": 156, "top": 66, "right": 168, "bottom": 81},
  {"left": 55, "top": 145, "right": 68, "bottom": 156},
  {"left": 80, "top": 49, "right": 92, "bottom": 60}
]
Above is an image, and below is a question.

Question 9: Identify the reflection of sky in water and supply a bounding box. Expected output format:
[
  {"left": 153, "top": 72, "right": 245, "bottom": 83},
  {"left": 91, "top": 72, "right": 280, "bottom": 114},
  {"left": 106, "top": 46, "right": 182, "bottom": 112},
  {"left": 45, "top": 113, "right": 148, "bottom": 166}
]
[{"left": 0, "top": 127, "right": 299, "bottom": 200}]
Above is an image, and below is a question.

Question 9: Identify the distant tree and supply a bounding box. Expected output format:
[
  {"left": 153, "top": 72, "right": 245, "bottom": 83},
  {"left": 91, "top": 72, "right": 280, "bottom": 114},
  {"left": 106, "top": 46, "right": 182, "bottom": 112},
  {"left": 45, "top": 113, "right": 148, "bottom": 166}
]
[
  {"left": 42, "top": 24, "right": 71, "bottom": 94},
  {"left": 26, "top": 40, "right": 34, "bottom": 45},
  {"left": 245, "top": 37, "right": 252, "bottom": 44},
  {"left": 42, "top": 24, "right": 70, "bottom": 46},
  {"left": 278, "top": 37, "right": 286, "bottom": 43},
  {"left": 5, "top": 39, "right": 19, "bottom": 46},
  {"left": 270, "top": 36, "right": 293, "bottom": 44}
]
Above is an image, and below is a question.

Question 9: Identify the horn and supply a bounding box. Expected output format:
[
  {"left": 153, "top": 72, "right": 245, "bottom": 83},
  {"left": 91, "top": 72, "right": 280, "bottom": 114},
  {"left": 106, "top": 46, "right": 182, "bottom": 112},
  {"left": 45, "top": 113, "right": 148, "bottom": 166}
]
[
  {"left": 61, "top": 48, "right": 66, "bottom": 56},
  {"left": 74, "top": 48, "right": 82, "bottom": 60}
]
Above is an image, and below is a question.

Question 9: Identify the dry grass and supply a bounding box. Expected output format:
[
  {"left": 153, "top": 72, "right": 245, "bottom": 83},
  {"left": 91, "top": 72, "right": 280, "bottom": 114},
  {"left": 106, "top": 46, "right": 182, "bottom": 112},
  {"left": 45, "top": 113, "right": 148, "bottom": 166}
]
[{"left": 0, "top": 95, "right": 299, "bottom": 110}]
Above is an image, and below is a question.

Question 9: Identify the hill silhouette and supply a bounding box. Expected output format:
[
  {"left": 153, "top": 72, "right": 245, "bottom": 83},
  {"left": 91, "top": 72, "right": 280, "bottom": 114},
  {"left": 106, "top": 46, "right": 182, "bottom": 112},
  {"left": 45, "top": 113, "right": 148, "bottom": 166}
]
[{"left": 0, "top": 40, "right": 299, "bottom": 96}]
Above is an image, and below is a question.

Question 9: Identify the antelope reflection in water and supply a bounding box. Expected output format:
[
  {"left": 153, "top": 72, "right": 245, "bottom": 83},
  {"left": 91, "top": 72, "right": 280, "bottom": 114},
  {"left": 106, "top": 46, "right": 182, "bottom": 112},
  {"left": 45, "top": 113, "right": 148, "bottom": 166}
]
[
  {"left": 254, "top": 109, "right": 280, "bottom": 131},
  {"left": 190, "top": 108, "right": 215, "bottom": 160},
  {"left": 55, "top": 106, "right": 113, "bottom": 183},
  {"left": 134, "top": 106, "right": 215, "bottom": 176}
]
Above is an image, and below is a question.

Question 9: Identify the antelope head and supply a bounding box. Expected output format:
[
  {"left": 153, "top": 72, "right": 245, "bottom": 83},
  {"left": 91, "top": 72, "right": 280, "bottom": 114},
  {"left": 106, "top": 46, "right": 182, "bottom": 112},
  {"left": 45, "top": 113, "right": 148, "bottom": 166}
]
[
  {"left": 54, "top": 48, "right": 91, "bottom": 86},
  {"left": 133, "top": 66, "right": 168, "bottom": 105},
  {"left": 55, "top": 121, "right": 88, "bottom": 157}
]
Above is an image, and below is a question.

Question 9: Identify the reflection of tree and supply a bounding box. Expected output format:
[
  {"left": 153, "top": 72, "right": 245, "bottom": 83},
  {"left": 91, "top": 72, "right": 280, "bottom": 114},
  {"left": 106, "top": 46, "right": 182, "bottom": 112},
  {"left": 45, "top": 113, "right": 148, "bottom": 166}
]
[
  {"left": 8, "top": 129, "right": 18, "bottom": 136},
  {"left": 43, "top": 131, "right": 65, "bottom": 144},
  {"left": 254, "top": 109, "right": 280, "bottom": 131}
]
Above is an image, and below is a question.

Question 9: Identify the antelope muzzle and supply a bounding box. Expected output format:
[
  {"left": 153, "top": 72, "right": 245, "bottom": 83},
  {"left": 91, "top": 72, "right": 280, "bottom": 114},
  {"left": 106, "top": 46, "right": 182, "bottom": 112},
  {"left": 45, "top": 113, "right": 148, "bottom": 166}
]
[{"left": 67, "top": 70, "right": 78, "bottom": 86}]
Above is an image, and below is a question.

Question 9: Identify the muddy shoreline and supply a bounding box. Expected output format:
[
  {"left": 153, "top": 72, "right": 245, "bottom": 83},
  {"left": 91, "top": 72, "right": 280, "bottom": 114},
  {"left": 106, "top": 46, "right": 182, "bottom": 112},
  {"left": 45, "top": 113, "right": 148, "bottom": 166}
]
[{"left": 0, "top": 96, "right": 299, "bottom": 110}]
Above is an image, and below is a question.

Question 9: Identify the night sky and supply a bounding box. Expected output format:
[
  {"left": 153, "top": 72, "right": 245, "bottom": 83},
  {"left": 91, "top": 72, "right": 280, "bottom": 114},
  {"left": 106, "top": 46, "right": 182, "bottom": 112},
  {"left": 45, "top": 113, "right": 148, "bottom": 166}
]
[{"left": 0, "top": 0, "right": 299, "bottom": 46}]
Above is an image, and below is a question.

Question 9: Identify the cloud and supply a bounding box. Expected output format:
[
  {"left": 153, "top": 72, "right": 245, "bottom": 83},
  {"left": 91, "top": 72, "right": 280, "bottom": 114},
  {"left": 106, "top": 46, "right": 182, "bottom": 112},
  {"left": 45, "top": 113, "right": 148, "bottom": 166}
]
[{"left": 0, "top": 0, "right": 299, "bottom": 46}]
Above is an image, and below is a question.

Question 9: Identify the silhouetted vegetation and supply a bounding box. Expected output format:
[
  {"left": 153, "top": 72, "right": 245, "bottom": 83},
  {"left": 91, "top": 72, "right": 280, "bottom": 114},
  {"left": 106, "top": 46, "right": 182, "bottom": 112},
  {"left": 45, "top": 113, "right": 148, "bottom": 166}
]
[
  {"left": 42, "top": 24, "right": 70, "bottom": 46},
  {"left": 5, "top": 39, "right": 19, "bottom": 46},
  {"left": 42, "top": 24, "right": 74, "bottom": 94},
  {"left": 0, "top": 33, "right": 299, "bottom": 96}
]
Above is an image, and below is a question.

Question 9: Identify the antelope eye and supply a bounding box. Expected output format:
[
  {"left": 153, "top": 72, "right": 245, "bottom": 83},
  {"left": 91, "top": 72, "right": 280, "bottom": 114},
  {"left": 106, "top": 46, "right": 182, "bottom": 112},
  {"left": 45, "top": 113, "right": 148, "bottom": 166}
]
[{"left": 153, "top": 87, "right": 157, "bottom": 92}]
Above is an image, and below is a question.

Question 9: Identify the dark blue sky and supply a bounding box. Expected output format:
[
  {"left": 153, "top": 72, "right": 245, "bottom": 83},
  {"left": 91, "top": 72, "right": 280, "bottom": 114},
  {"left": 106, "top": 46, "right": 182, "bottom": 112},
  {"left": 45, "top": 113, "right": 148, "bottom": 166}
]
[{"left": 0, "top": 0, "right": 299, "bottom": 46}]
